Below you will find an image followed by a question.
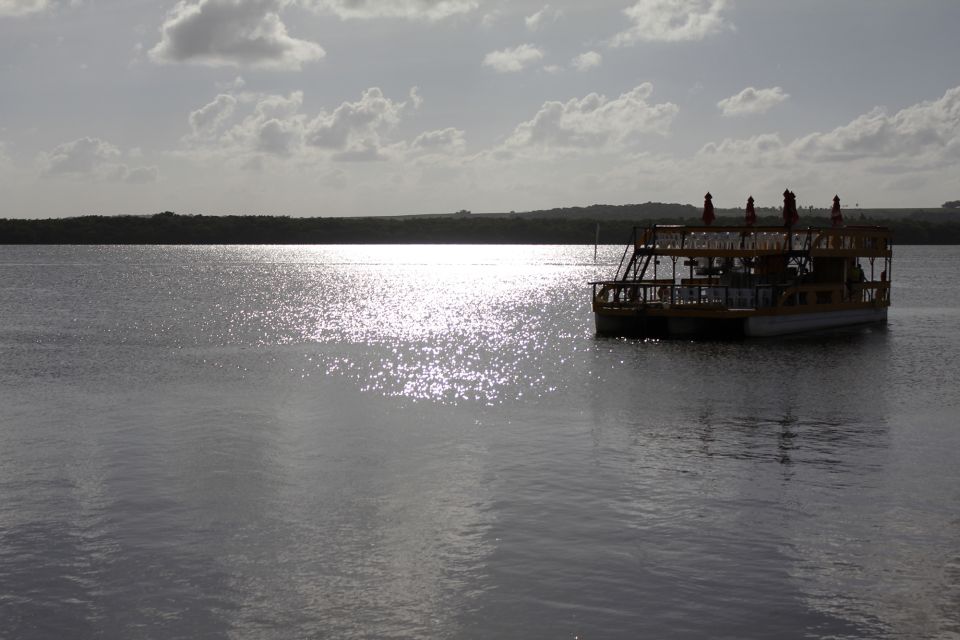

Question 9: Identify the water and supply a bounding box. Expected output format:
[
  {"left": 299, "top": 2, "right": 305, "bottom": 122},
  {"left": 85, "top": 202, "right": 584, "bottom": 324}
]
[{"left": 1, "top": 244, "right": 958, "bottom": 639}]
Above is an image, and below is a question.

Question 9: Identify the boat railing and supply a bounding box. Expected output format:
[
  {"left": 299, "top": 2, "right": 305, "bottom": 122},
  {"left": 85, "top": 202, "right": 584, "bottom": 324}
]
[
  {"left": 593, "top": 281, "right": 778, "bottom": 310},
  {"left": 624, "top": 224, "right": 891, "bottom": 256},
  {"left": 592, "top": 280, "right": 890, "bottom": 310}
]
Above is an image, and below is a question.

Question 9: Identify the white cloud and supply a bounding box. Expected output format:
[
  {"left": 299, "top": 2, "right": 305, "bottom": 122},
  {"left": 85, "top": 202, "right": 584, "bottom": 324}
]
[
  {"left": 301, "top": 0, "right": 478, "bottom": 21},
  {"left": 504, "top": 83, "right": 678, "bottom": 151},
  {"left": 792, "top": 86, "right": 960, "bottom": 165},
  {"left": 699, "top": 86, "right": 960, "bottom": 171},
  {"left": 184, "top": 87, "right": 419, "bottom": 164},
  {"left": 411, "top": 127, "right": 466, "bottom": 154},
  {"left": 39, "top": 137, "right": 159, "bottom": 183},
  {"left": 306, "top": 88, "right": 413, "bottom": 160},
  {"left": 188, "top": 93, "right": 238, "bottom": 137},
  {"left": 571, "top": 50, "right": 602, "bottom": 71},
  {"left": 0, "top": 0, "right": 77, "bottom": 17},
  {"left": 479, "top": 8, "right": 502, "bottom": 28},
  {"left": 118, "top": 165, "right": 161, "bottom": 184},
  {"left": 611, "top": 0, "right": 730, "bottom": 46},
  {"left": 0, "top": 0, "right": 46, "bottom": 16},
  {"left": 149, "top": 0, "right": 325, "bottom": 70},
  {"left": 482, "top": 44, "right": 544, "bottom": 73},
  {"left": 40, "top": 137, "right": 120, "bottom": 175},
  {"left": 525, "top": 4, "right": 560, "bottom": 31},
  {"left": 220, "top": 90, "right": 307, "bottom": 156},
  {"left": 718, "top": 86, "right": 788, "bottom": 116},
  {"left": 698, "top": 133, "right": 786, "bottom": 167}
]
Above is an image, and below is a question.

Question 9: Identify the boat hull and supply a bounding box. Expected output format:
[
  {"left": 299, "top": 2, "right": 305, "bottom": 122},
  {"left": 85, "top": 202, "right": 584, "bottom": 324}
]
[
  {"left": 743, "top": 307, "right": 887, "bottom": 337},
  {"left": 595, "top": 307, "right": 887, "bottom": 338}
]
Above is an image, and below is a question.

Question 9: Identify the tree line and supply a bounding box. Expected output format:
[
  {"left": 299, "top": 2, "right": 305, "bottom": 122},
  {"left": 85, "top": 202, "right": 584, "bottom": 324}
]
[{"left": 1, "top": 211, "right": 959, "bottom": 244}]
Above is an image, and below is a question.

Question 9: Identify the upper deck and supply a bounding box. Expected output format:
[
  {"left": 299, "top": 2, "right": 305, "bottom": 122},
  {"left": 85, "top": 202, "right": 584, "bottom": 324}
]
[{"left": 629, "top": 225, "right": 892, "bottom": 260}]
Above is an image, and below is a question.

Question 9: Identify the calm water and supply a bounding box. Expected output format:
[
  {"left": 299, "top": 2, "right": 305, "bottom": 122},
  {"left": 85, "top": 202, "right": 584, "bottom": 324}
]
[{"left": 1, "top": 244, "right": 958, "bottom": 640}]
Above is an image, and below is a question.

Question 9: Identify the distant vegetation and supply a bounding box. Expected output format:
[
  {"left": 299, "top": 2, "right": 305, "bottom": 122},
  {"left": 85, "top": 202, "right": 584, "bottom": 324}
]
[
  {"left": 1, "top": 205, "right": 959, "bottom": 244},
  {"left": 943, "top": 200, "right": 960, "bottom": 209}
]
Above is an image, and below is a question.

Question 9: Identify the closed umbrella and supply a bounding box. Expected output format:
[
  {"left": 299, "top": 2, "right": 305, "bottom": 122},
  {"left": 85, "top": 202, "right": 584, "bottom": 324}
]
[
  {"left": 745, "top": 196, "right": 757, "bottom": 226},
  {"left": 831, "top": 194, "right": 843, "bottom": 227},
  {"left": 702, "top": 192, "right": 715, "bottom": 226},
  {"left": 783, "top": 189, "right": 799, "bottom": 227}
]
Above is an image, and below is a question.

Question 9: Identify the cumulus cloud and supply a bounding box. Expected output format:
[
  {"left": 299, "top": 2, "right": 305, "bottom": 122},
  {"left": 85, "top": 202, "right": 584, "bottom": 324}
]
[
  {"left": 571, "top": 50, "right": 602, "bottom": 71},
  {"left": 525, "top": 4, "right": 560, "bottom": 31},
  {"left": 792, "top": 86, "right": 960, "bottom": 164},
  {"left": 698, "top": 86, "right": 960, "bottom": 171},
  {"left": 0, "top": 0, "right": 78, "bottom": 17},
  {"left": 300, "top": 0, "right": 478, "bottom": 21},
  {"left": 305, "top": 87, "right": 414, "bottom": 160},
  {"left": 189, "top": 93, "right": 238, "bottom": 137},
  {"left": 410, "top": 127, "right": 466, "bottom": 154},
  {"left": 184, "top": 86, "right": 421, "bottom": 164},
  {"left": 482, "top": 44, "right": 544, "bottom": 73},
  {"left": 150, "top": 0, "right": 325, "bottom": 70},
  {"left": 718, "top": 86, "right": 789, "bottom": 116},
  {"left": 117, "top": 165, "right": 161, "bottom": 184},
  {"left": 218, "top": 90, "right": 307, "bottom": 156},
  {"left": 39, "top": 137, "right": 159, "bottom": 183},
  {"left": 611, "top": 0, "right": 730, "bottom": 46},
  {"left": 504, "top": 83, "right": 678, "bottom": 151},
  {"left": 0, "top": 0, "right": 46, "bottom": 16},
  {"left": 698, "top": 133, "right": 786, "bottom": 167}
]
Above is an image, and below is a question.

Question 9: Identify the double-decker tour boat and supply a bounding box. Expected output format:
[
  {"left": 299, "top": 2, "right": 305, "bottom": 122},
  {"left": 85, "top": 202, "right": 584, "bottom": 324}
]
[{"left": 590, "top": 192, "right": 892, "bottom": 338}]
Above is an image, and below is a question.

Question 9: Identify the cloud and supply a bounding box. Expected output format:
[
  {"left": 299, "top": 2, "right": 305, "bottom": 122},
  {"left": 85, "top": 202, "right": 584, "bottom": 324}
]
[
  {"left": 525, "top": 4, "right": 560, "bottom": 31},
  {"left": 698, "top": 133, "right": 786, "bottom": 167},
  {"left": 149, "top": 0, "right": 325, "bottom": 70},
  {"left": 300, "top": 0, "right": 478, "bottom": 21},
  {"left": 792, "top": 86, "right": 960, "bottom": 165},
  {"left": 220, "top": 90, "right": 307, "bottom": 156},
  {"left": 39, "top": 137, "right": 159, "bottom": 183},
  {"left": 571, "top": 50, "right": 602, "bottom": 71},
  {"left": 188, "top": 93, "right": 238, "bottom": 137},
  {"left": 0, "top": 0, "right": 78, "bottom": 17},
  {"left": 305, "top": 87, "right": 414, "bottom": 160},
  {"left": 479, "top": 8, "right": 502, "bottom": 27},
  {"left": 185, "top": 86, "right": 420, "bottom": 164},
  {"left": 698, "top": 86, "right": 960, "bottom": 171},
  {"left": 0, "top": 0, "right": 46, "bottom": 16},
  {"left": 504, "top": 83, "right": 678, "bottom": 151},
  {"left": 482, "top": 44, "right": 544, "bottom": 73},
  {"left": 410, "top": 127, "right": 466, "bottom": 154},
  {"left": 40, "top": 137, "right": 120, "bottom": 175},
  {"left": 118, "top": 165, "right": 161, "bottom": 184},
  {"left": 717, "top": 86, "right": 788, "bottom": 116},
  {"left": 611, "top": 0, "right": 730, "bottom": 46}
]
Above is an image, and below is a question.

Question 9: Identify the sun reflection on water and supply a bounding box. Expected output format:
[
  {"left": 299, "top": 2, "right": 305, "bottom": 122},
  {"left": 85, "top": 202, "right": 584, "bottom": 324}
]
[{"left": 186, "top": 244, "right": 605, "bottom": 405}]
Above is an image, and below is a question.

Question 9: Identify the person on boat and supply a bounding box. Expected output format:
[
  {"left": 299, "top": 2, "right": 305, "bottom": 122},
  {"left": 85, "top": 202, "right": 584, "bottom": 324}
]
[{"left": 848, "top": 261, "right": 865, "bottom": 301}]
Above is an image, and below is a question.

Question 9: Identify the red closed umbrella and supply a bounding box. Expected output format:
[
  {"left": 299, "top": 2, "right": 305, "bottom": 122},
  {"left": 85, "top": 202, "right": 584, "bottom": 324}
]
[
  {"left": 783, "top": 189, "right": 799, "bottom": 227},
  {"left": 745, "top": 196, "right": 757, "bottom": 226},
  {"left": 831, "top": 194, "right": 843, "bottom": 227},
  {"left": 702, "top": 192, "right": 715, "bottom": 225}
]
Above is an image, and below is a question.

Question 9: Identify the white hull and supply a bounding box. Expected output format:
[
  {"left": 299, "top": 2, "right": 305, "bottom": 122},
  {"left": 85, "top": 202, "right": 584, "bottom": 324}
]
[{"left": 744, "top": 307, "right": 887, "bottom": 337}]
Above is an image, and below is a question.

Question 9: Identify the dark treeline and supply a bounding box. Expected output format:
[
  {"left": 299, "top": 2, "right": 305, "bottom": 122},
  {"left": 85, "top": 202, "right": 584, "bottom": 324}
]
[{"left": 2, "top": 211, "right": 960, "bottom": 244}]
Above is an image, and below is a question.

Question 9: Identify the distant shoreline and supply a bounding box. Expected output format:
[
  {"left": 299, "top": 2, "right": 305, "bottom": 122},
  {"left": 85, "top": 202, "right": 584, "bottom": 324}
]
[{"left": 2, "top": 206, "right": 959, "bottom": 244}]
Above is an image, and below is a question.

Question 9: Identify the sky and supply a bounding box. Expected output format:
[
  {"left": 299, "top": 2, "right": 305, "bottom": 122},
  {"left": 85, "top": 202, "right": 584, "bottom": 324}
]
[{"left": 1, "top": 0, "right": 960, "bottom": 218}]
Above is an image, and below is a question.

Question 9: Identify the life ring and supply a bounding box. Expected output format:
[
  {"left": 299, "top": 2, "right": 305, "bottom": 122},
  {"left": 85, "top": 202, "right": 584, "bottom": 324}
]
[{"left": 657, "top": 286, "right": 670, "bottom": 302}]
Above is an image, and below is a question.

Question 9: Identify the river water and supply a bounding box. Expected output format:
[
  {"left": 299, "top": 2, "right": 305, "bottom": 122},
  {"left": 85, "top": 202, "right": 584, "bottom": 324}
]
[{"left": 0, "top": 244, "right": 958, "bottom": 639}]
